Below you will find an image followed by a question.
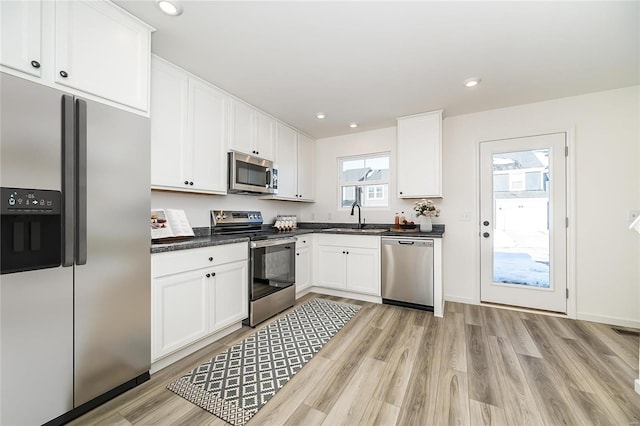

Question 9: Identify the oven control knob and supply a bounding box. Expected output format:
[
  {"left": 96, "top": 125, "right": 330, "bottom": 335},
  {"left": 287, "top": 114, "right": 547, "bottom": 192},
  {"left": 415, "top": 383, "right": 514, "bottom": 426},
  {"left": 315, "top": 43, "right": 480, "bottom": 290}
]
[{"left": 222, "top": 215, "right": 227, "bottom": 219}]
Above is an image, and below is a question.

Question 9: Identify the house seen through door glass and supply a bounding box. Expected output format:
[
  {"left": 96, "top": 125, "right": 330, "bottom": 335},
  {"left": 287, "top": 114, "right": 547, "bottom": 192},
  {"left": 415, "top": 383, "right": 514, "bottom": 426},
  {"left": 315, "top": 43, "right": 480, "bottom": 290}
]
[{"left": 493, "top": 149, "right": 550, "bottom": 288}]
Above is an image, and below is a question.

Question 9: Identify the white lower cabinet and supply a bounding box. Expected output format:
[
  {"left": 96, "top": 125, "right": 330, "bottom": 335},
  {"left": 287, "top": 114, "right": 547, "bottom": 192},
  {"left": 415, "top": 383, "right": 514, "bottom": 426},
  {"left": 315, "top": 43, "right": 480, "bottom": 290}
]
[
  {"left": 315, "top": 235, "right": 380, "bottom": 296},
  {"left": 295, "top": 235, "right": 314, "bottom": 294},
  {"left": 151, "top": 243, "right": 248, "bottom": 362},
  {"left": 153, "top": 270, "right": 208, "bottom": 358},
  {"left": 210, "top": 260, "right": 248, "bottom": 331}
]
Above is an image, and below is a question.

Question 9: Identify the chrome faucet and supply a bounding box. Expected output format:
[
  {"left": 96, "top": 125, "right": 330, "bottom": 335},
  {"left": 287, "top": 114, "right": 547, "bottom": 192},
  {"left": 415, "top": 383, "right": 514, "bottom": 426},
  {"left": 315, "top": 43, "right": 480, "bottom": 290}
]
[{"left": 350, "top": 187, "right": 362, "bottom": 229}]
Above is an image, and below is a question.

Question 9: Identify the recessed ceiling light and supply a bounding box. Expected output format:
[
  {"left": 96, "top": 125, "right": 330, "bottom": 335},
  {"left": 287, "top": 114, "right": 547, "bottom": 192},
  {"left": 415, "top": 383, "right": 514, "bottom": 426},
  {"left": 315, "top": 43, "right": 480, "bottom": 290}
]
[
  {"left": 349, "top": 122, "right": 358, "bottom": 128},
  {"left": 315, "top": 112, "right": 326, "bottom": 119},
  {"left": 156, "top": 0, "right": 183, "bottom": 16},
  {"left": 463, "top": 77, "right": 481, "bottom": 88}
]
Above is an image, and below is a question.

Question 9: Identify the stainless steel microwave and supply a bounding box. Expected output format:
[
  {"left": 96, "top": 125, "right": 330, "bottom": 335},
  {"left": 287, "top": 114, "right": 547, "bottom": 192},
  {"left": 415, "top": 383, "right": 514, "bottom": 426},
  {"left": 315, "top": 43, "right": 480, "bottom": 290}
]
[{"left": 228, "top": 151, "right": 278, "bottom": 195}]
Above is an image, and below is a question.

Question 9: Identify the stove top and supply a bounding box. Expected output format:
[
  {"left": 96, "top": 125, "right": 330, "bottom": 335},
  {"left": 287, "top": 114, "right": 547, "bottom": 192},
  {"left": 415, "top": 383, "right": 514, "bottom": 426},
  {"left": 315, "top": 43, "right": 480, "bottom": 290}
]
[{"left": 210, "top": 210, "right": 296, "bottom": 241}]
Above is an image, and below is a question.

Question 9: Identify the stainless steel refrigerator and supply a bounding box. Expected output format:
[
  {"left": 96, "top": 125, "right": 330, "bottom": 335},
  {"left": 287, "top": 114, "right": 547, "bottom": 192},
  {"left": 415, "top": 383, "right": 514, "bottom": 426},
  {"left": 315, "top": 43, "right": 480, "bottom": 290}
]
[{"left": 0, "top": 72, "right": 150, "bottom": 425}]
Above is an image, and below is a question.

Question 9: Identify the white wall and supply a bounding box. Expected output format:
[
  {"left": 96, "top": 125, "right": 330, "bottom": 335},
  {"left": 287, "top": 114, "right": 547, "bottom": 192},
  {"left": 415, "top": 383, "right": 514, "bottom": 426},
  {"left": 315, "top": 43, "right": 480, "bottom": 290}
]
[
  {"left": 151, "top": 191, "right": 303, "bottom": 229},
  {"left": 443, "top": 85, "right": 639, "bottom": 327},
  {"left": 308, "top": 85, "right": 640, "bottom": 328},
  {"left": 299, "top": 126, "right": 426, "bottom": 225}
]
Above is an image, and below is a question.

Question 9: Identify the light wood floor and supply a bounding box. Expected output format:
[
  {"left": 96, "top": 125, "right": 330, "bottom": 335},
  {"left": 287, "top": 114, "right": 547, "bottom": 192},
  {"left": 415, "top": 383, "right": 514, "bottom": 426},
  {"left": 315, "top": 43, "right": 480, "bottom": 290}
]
[{"left": 71, "top": 293, "right": 640, "bottom": 425}]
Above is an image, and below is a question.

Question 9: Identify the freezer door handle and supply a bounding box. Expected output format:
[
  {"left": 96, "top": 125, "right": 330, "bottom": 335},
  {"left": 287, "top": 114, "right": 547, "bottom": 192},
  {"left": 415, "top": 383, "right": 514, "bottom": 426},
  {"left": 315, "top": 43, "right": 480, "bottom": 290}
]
[
  {"left": 76, "top": 99, "right": 87, "bottom": 265},
  {"left": 62, "top": 95, "right": 75, "bottom": 267}
]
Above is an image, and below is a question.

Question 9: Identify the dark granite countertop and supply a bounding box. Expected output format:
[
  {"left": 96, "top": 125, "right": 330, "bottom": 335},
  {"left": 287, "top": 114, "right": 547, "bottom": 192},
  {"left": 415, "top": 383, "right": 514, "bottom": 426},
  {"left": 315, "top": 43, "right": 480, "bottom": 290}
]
[{"left": 151, "top": 223, "right": 444, "bottom": 254}]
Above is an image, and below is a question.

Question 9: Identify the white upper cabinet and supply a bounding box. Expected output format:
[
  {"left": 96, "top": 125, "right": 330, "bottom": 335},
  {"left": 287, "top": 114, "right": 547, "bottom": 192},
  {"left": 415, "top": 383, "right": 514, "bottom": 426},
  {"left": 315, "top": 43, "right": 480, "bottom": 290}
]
[
  {"left": 150, "top": 56, "right": 228, "bottom": 194},
  {"left": 397, "top": 110, "right": 443, "bottom": 198},
  {"left": 297, "top": 133, "right": 315, "bottom": 201},
  {"left": 273, "top": 123, "right": 315, "bottom": 202},
  {"left": 0, "top": 0, "right": 42, "bottom": 78},
  {"left": 229, "top": 101, "right": 275, "bottom": 161},
  {"left": 188, "top": 78, "right": 228, "bottom": 193},
  {"left": 229, "top": 100, "right": 256, "bottom": 155},
  {"left": 150, "top": 57, "right": 188, "bottom": 189},
  {"left": 0, "top": 0, "right": 153, "bottom": 114},
  {"left": 275, "top": 122, "right": 298, "bottom": 199},
  {"left": 255, "top": 111, "right": 276, "bottom": 161},
  {"left": 54, "top": 1, "right": 151, "bottom": 111}
]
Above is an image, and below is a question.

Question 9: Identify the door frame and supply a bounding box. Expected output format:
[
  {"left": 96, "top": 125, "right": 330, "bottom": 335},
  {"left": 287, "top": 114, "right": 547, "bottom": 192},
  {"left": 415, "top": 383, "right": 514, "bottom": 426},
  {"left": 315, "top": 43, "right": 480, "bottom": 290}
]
[{"left": 473, "top": 127, "right": 576, "bottom": 319}]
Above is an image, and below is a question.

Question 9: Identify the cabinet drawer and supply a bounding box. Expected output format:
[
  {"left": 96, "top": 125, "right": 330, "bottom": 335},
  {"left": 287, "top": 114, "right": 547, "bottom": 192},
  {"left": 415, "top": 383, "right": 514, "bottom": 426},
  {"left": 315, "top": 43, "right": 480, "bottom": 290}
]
[
  {"left": 315, "top": 234, "right": 379, "bottom": 249},
  {"left": 295, "top": 234, "right": 314, "bottom": 248},
  {"left": 153, "top": 243, "right": 248, "bottom": 278}
]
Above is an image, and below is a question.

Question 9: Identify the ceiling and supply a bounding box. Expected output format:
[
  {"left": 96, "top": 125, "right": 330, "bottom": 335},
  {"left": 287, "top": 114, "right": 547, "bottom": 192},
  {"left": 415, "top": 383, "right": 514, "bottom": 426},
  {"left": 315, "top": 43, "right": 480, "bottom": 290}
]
[{"left": 116, "top": 1, "right": 639, "bottom": 139}]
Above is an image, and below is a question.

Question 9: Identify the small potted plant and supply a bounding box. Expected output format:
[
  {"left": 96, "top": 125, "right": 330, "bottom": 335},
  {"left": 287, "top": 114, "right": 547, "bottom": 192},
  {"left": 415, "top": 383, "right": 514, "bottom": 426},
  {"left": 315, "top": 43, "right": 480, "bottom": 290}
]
[{"left": 413, "top": 199, "right": 440, "bottom": 232}]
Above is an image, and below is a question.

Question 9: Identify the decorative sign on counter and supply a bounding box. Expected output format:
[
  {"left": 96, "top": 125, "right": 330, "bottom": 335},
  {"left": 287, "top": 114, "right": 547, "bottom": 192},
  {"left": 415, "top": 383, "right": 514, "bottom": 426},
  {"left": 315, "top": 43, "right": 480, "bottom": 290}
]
[{"left": 151, "top": 209, "right": 195, "bottom": 243}]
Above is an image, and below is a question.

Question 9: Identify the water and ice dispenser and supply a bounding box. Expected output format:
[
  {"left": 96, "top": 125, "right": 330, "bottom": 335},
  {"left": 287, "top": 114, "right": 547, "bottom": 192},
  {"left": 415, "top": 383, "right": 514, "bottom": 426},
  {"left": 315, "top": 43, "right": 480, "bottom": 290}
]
[{"left": 1, "top": 187, "right": 62, "bottom": 274}]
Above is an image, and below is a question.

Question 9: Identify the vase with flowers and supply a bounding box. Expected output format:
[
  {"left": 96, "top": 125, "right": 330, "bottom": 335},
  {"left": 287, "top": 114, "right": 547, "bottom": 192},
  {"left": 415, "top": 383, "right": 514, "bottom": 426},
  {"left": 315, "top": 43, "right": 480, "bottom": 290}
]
[{"left": 414, "top": 199, "right": 440, "bottom": 232}]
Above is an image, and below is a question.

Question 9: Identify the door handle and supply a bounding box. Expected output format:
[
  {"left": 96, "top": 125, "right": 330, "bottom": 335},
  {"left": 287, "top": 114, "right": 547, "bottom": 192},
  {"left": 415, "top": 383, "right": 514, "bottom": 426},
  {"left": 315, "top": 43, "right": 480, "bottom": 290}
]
[{"left": 483, "top": 232, "right": 490, "bottom": 238}]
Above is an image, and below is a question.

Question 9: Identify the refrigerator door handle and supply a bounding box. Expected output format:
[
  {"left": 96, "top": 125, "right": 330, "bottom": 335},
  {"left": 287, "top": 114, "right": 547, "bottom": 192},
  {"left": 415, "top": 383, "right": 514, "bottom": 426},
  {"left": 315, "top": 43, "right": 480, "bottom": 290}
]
[
  {"left": 76, "top": 99, "right": 87, "bottom": 265},
  {"left": 62, "top": 95, "right": 75, "bottom": 267}
]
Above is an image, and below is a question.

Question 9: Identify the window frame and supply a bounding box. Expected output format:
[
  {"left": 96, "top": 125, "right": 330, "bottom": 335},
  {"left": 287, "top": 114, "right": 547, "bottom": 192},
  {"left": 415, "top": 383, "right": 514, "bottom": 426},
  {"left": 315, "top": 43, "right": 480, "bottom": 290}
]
[{"left": 337, "top": 152, "right": 391, "bottom": 210}]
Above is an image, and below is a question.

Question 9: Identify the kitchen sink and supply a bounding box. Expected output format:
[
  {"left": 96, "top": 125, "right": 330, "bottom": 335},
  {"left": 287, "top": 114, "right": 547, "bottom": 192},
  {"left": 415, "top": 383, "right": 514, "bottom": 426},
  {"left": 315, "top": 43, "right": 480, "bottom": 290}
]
[{"left": 324, "top": 228, "right": 387, "bottom": 234}]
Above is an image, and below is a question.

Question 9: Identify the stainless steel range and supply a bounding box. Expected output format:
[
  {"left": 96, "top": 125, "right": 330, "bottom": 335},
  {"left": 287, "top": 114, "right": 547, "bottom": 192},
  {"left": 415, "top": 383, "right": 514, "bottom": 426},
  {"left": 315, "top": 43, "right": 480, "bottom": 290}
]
[{"left": 211, "top": 210, "right": 296, "bottom": 326}]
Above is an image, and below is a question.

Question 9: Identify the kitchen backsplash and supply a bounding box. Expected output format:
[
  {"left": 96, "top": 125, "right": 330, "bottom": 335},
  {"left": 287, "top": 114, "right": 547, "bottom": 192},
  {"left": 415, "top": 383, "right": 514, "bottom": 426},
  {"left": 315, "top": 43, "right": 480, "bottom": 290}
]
[
  {"left": 151, "top": 190, "right": 302, "bottom": 228},
  {"left": 151, "top": 190, "right": 437, "bottom": 229}
]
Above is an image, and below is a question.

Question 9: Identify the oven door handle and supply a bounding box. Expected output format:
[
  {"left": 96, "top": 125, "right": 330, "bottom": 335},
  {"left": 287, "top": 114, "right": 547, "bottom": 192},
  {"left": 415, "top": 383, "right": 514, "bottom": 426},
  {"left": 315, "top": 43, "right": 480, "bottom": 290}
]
[{"left": 250, "top": 237, "right": 298, "bottom": 248}]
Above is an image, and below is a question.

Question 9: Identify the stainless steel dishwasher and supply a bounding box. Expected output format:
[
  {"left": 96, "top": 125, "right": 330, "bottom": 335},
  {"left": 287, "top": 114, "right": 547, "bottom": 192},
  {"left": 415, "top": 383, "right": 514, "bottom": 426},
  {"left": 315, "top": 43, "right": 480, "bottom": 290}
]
[{"left": 381, "top": 237, "right": 434, "bottom": 311}]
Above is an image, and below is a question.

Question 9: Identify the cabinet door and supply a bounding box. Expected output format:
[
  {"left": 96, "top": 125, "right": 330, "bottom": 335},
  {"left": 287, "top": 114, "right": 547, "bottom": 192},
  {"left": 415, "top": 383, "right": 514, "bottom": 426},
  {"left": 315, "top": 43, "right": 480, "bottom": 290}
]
[
  {"left": 152, "top": 270, "right": 208, "bottom": 360},
  {"left": 255, "top": 111, "right": 275, "bottom": 161},
  {"left": 188, "top": 78, "right": 228, "bottom": 193},
  {"left": 297, "top": 133, "right": 315, "bottom": 201},
  {"left": 397, "top": 110, "right": 442, "bottom": 198},
  {"left": 229, "top": 100, "right": 256, "bottom": 156},
  {"left": 346, "top": 247, "right": 380, "bottom": 296},
  {"left": 275, "top": 122, "right": 298, "bottom": 199},
  {"left": 295, "top": 245, "right": 312, "bottom": 292},
  {"left": 0, "top": 0, "right": 42, "bottom": 77},
  {"left": 150, "top": 57, "right": 189, "bottom": 189},
  {"left": 210, "top": 260, "right": 248, "bottom": 332},
  {"left": 54, "top": 1, "right": 151, "bottom": 111},
  {"left": 316, "top": 245, "right": 347, "bottom": 289}
]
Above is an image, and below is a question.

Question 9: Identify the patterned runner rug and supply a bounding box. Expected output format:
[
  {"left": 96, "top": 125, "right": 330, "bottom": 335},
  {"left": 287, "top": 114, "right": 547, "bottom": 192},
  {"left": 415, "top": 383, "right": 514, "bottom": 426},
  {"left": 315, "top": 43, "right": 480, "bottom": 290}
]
[{"left": 167, "top": 298, "right": 361, "bottom": 425}]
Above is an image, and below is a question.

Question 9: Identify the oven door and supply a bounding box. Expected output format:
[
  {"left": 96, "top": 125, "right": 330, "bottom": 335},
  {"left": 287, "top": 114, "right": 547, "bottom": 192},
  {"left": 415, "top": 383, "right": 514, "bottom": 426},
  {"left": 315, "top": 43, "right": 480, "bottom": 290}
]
[
  {"left": 250, "top": 237, "right": 296, "bottom": 301},
  {"left": 228, "top": 151, "right": 276, "bottom": 194}
]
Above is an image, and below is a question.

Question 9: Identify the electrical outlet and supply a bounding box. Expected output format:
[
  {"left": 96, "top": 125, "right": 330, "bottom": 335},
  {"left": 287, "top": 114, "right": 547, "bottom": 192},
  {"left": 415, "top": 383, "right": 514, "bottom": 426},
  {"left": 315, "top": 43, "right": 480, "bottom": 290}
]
[
  {"left": 629, "top": 210, "right": 640, "bottom": 222},
  {"left": 459, "top": 211, "right": 471, "bottom": 222}
]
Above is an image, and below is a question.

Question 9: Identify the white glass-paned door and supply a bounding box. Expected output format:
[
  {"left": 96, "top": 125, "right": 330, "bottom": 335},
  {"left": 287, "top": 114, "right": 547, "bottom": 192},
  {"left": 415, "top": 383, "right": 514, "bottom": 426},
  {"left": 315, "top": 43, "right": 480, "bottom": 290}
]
[{"left": 480, "top": 133, "right": 567, "bottom": 313}]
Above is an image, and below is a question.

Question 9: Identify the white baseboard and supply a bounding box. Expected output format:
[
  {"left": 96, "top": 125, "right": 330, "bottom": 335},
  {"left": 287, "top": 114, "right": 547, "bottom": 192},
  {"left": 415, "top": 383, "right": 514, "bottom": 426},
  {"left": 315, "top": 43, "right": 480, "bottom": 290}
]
[
  {"left": 576, "top": 312, "right": 640, "bottom": 329},
  {"left": 150, "top": 322, "right": 242, "bottom": 374},
  {"left": 296, "top": 286, "right": 312, "bottom": 299},
  {"left": 444, "top": 295, "right": 476, "bottom": 305},
  {"left": 636, "top": 379, "right": 640, "bottom": 396},
  {"left": 308, "top": 286, "right": 382, "bottom": 304}
]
